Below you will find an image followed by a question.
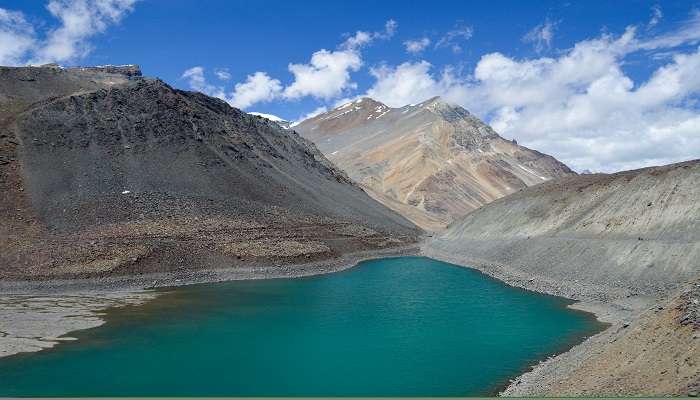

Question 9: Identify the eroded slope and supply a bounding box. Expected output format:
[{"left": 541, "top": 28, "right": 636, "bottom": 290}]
[
  {"left": 0, "top": 65, "right": 420, "bottom": 283},
  {"left": 295, "top": 97, "right": 574, "bottom": 231},
  {"left": 426, "top": 159, "right": 700, "bottom": 396}
]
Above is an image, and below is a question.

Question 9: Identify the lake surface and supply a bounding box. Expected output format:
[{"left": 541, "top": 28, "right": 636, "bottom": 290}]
[{"left": 0, "top": 256, "right": 603, "bottom": 396}]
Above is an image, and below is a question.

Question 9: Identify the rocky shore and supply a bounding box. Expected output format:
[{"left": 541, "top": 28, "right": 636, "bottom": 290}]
[
  {"left": 3, "top": 242, "right": 696, "bottom": 396},
  {"left": 0, "top": 244, "right": 419, "bottom": 359},
  {"left": 424, "top": 245, "right": 700, "bottom": 397},
  {"left": 423, "top": 160, "right": 700, "bottom": 396}
]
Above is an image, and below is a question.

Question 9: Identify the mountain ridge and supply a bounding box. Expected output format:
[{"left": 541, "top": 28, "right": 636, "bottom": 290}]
[
  {"left": 0, "top": 65, "right": 421, "bottom": 282},
  {"left": 294, "top": 96, "right": 574, "bottom": 231}
]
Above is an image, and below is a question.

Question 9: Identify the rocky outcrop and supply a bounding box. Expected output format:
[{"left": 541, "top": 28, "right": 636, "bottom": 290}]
[
  {"left": 295, "top": 96, "right": 574, "bottom": 231},
  {"left": 66, "top": 64, "right": 143, "bottom": 77},
  {"left": 0, "top": 65, "right": 421, "bottom": 283}
]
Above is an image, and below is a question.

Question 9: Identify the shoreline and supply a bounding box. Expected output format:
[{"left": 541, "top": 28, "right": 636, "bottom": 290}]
[
  {"left": 0, "top": 291, "right": 156, "bottom": 358},
  {"left": 0, "top": 244, "right": 419, "bottom": 359},
  {"left": 0, "top": 242, "right": 655, "bottom": 396},
  {"left": 420, "top": 244, "right": 665, "bottom": 396},
  {"left": 0, "top": 244, "right": 421, "bottom": 295}
]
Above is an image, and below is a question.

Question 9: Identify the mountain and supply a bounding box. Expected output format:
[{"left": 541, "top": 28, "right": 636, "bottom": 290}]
[
  {"left": 294, "top": 96, "right": 574, "bottom": 231},
  {"left": 425, "top": 159, "right": 700, "bottom": 395},
  {"left": 248, "top": 112, "right": 293, "bottom": 129},
  {"left": 427, "top": 159, "right": 700, "bottom": 295},
  {"left": 0, "top": 65, "right": 421, "bottom": 283}
]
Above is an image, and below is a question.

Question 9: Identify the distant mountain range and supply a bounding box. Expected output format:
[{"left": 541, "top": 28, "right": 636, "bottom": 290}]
[{"left": 294, "top": 96, "right": 574, "bottom": 231}]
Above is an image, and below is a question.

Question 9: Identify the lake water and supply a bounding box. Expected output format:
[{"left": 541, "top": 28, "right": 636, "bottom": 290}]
[{"left": 0, "top": 256, "right": 603, "bottom": 396}]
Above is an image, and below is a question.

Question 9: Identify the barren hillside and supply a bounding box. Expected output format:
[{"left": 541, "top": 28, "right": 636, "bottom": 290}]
[
  {"left": 0, "top": 65, "right": 421, "bottom": 283},
  {"left": 295, "top": 97, "right": 574, "bottom": 230}
]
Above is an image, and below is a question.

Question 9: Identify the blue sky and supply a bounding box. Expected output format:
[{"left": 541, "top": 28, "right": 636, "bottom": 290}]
[{"left": 1, "top": 0, "right": 700, "bottom": 171}]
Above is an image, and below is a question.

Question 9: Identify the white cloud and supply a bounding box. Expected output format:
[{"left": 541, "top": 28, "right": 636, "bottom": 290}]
[
  {"left": 364, "top": 22, "right": 700, "bottom": 172},
  {"left": 0, "top": 9, "right": 35, "bottom": 65},
  {"left": 366, "top": 61, "right": 445, "bottom": 106},
  {"left": 342, "top": 31, "right": 373, "bottom": 50},
  {"left": 283, "top": 49, "right": 362, "bottom": 100},
  {"left": 341, "top": 19, "right": 397, "bottom": 50},
  {"left": 284, "top": 20, "right": 396, "bottom": 100},
  {"left": 0, "top": 0, "right": 137, "bottom": 66},
  {"left": 522, "top": 19, "right": 556, "bottom": 53},
  {"left": 181, "top": 67, "right": 281, "bottom": 110},
  {"left": 404, "top": 37, "right": 431, "bottom": 54},
  {"left": 435, "top": 23, "right": 473, "bottom": 53},
  {"left": 184, "top": 19, "right": 395, "bottom": 109},
  {"left": 229, "top": 71, "right": 282, "bottom": 109},
  {"left": 648, "top": 5, "right": 663, "bottom": 29},
  {"left": 181, "top": 66, "right": 227, "bottom": 99},
  {"left": 214, "top": 68, "right": 231, "bottom": 81},
  {"left": 637, "top": 10, "right": 700, "bottom": 50}
]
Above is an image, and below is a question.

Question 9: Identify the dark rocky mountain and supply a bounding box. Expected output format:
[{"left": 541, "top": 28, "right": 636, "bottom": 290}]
[
  {"left": 0, "top": 65, "right": 420, "bottom": 282},
  {"left": 294, "top": 96, "right": 574, "bottom": 231}
]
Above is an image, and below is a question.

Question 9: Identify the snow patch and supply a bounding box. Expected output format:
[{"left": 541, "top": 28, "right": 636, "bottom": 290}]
[
  {"left": 516, "top": 164, "right": 548, "bottom": 180},
  {"left": 376, "top": 110, "right": 389, "bottom": 119},
  {"left": 248, "top": 112, "right": 285, "bottom": 122}
]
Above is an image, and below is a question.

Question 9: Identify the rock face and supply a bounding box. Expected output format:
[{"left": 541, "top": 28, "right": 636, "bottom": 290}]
[
  {"left": 294, "top": 97, "right": 574, "bottom": 231},
  {"left": 0, "top": 65, "right": 421, "bottom": 282},
  {"left": 66, "top": 64, "right": 143, "bottom": 77}
]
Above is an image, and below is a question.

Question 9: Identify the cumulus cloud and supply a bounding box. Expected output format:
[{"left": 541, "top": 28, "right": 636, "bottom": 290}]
[
  {"left": 229, "top": 71, "right": 282, "bottom": 109},
  {"left": 435, "top": 23, "right": 473, "bottom": 54},
  {"left": 183, "top": 20, "right": 396, "bottom": 109},
  {"left": 181, "top": 66, "right": 227, "bottom": 98},
  {"left": 181, "top": 67, "right": 281, "bottom": 109},
  {"left": 283, "top": 49, "right": 362, "bottom": 100},
  {"left": 366, "top": 61, "right": 454, "bottom": 106},
  {"left": 522, "top": 19, "right": 556, "bottom": 53},
  {"left": 0, "top": 0, "right": 138, "bottom": 66},
  {"left": 404, "top": 37, "right": 431, "bottom": 54},
  {"left": 282, "top": 19, "right": 397, "bottom": 100},
  {"left": 0, "top": 9, "right": 35, "bottom": 65},
  {"left": 364, "top": 22, "right": 700, "bottom": 172}
]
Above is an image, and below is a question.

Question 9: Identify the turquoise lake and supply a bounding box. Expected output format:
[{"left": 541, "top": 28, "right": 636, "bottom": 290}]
[{"left": 0, "top": 256, "right": 604, "bottom": 396}]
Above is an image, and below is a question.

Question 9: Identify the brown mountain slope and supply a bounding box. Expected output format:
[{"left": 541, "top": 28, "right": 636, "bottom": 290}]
[
  {"left": 294, "top": 96, "right": 574, "bottom": 231},
  {"left": 0, "top": 65, "right": 421, "bottom": 284},
  {"left": 428, "top": 159, "right": 700, "bottom": 296},
  {"left": 425, "top": 159, "right": 700, "bottom": 396}
]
